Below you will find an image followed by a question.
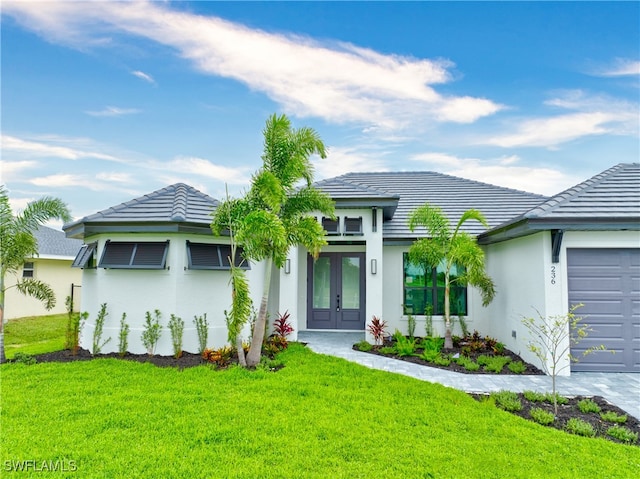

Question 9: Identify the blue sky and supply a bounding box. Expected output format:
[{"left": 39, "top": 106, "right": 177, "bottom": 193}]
[{"left": 2, "top": 1, "right": 638, "bottom": 226}]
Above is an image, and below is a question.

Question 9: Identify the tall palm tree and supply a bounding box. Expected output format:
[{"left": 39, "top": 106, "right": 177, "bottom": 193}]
[
  {"left": 0, "top": 186, "right": 72, "bottom": 362},
  {"left": 212, "top": 114, "right": 334, "bottom": 367},
  {"left": 408, "top": 204, "right": 495, "bottom": 349}
]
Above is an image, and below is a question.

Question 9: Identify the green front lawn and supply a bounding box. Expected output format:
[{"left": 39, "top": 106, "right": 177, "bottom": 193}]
[
  {"left": 2, "top": 344, "right": 639, "bottom": 478},
  {"left": 3, "top": 313, "right": 67, "bottom": 359}
]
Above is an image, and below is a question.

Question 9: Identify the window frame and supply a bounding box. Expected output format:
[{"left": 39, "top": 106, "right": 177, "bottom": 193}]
[
  {"left": 22, "top": 261, "right": 35, "bottom": 278},
  {"left": 186, "top": 241, "right": 250, "bottom": 270},
  {"left": 343, "top": 216, "right": 363, "bottom": 236},
  {"left": 98, "top": 240, "right": 169, "bottom": 269},
  {"left": 322, "top": 217, "right": 340, "bottom": 236},
  {"left": 402, "top": 253, "right": 467, "bottom": 316}
]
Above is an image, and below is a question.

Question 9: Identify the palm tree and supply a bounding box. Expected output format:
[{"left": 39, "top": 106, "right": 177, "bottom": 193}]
[
  {"left": 212, "top": 114, "right": 334, "bottom": 367},
  {"left": 407, "top": 204, "right": 495, "bottom": 349},
  {"left": 0, "top": 186, "right": 72, "bottom": 362}
]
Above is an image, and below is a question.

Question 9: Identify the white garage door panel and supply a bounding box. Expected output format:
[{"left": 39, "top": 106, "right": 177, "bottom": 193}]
[{"left": 568, "top": 248, "right": 640, "bottom": 373}]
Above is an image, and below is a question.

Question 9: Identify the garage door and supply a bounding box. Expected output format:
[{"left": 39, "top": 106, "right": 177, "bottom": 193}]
[{"left": 567, "top": 248, "right": 639, "bottom": 372}]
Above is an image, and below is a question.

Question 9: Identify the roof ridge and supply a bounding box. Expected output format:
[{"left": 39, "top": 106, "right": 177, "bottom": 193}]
[
  {"left": 171, "top": 184, "right": 189, "bottom": 221},
  {"left": 524, "top": 163, "right": 632, "bottom": 219}
]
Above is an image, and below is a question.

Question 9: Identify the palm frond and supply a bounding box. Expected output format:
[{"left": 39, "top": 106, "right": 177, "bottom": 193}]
[{"left": 15, "top": 279, "right": 56, "bottom": 310}]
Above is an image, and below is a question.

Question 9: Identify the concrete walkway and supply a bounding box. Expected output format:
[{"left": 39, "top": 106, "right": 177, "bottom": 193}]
[{"left": 298, "top": 331, "right": 640, "bottom": 420}]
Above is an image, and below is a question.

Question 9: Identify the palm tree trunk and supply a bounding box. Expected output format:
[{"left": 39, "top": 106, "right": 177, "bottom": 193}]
[
  {"left": 246, "top": 257, "right": 273, "bottom": 367},
  {"left": 444, "top": 270, "right": 453, "bottom": 349},
  {"left": 235, "top": 334, "right": 246, "bottom": 367},
  {"left": 0, "top": 273, "right": 6, "bottom": 363}
]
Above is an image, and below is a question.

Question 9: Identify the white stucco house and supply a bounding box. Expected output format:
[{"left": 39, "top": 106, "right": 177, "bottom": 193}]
[
  {"left": 63, "top": 163, "right": 639, "bottom": 373},
  {"left": 5, "top": 226, "right": 83, "bottom": 320}
]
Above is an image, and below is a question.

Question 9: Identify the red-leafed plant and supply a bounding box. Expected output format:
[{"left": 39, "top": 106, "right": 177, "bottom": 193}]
[
  {"left": 273, "top": 310, "right": 294, "bottom": 338},
  {"left": 367, "top": 316, "right": 388, "bottom": 346}
]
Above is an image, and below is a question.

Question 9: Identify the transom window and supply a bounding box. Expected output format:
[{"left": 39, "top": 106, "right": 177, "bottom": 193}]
[
  {"left": 322, "top": 217, "right": 340, "bottom": 235},
  {"left": 23, "top": 262, "right": 35, "bottom": 278},
  {"left": 344, "top": 217, "right": 363, "bottom": 235},
  {"left": 98, "top": 241, "right": 169, "bottom": 269},
  {"left": 403, "top": 253, "right": 467, "bottom": 316},
  {"left": 72, "top": 242, "right": 98, "bottom": 269},
  {"left": 186, "top": 241, "right": 249, "bottom": 270}
]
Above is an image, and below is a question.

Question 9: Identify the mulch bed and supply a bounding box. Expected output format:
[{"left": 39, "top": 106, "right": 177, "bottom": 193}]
[{"left": 29, "top": 348, "right": 208, "bottom": 369}]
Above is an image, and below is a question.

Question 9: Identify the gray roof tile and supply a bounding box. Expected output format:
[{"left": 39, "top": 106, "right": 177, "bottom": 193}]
[
  {"left": 316, "top": 171, "right": 547, "bottom": 238},
  {"left": 34, "top": 226, "right": 83, "bottom": 258}
]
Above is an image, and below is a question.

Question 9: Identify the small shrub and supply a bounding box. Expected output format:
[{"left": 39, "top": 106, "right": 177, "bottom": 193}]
[
  {"left": 577, "top": 398, "right": 601, "bottom": 414},
  {"left": 493, "top": 342, "right": 505, "bottom": 354},
  {"left": 476, "top": 355, "right": 491, "bottom": 366},
  {"left": 544, "top": 393, "right": 568, "bottom": 406},
  {"left": 273, "top": 310, "right": 294, "bottom": 338},
  {"left": 168, "top": 314, "right": 185, "bottom": 359},
  {"left": 433, "top": 354, "right": 451, "bottom": 366},
  {"left": 483, "top": 355, "right": 512, "bottom": 373},
  {"left": 92, "top": 303, "right": 111, "bottom": 355},
  {"left": 67, "top": 310, "right": 87, "bottom": 355},
  {"left": 394, "top": 336, "right": 417, "bottom": 357},
  {"left": 264, "top": 335, "right": 288, "bottom": 357},
  {"left": 141, "top": 310, "right": 162, "bottom": 356},
  {"left": 379, "top": 346, "right": 396, "bottom": 355},
  {"left": 407, "top": 314, "right": 416, "bottom": 339},
  {"left": 458, "top": 315, "right": 469, "bottom": 338},
  {"left": 193, "top": 313, "right": 209, "bottom": 354},
  {"left": 523, "top": 390, "right": 546, "bottom": 402},
  {"left": 530, "top": 407, "right": 555, "bottom": 425},
  {"left": 456, "top": 355, "right": 479, "bottom": 371},
  {"left": 491, "top": 390, "right": 522, "bottom": 412},
  {"left": 13, "top": 352, "right": 36, "bottom": 365},
  {"left": 257, "top": 357, "right": 283, "bottom": 372},
  {"left": 355, "top": 340, "right": 373, "bottom": 352},
  {"left": 420, "top": 337, "right": 444, "bottom": 352},
  {"left": 118, "top": 313, "right": 129, "bottom": 358},
  {"left": 565, "top": 418, "right": 595, "bottom": 437},
  {"left": 607, "top": 425, "right": 638, "bottom": 444},
  {"left": 424, "top": 304, "right": 433, "bottom": 338},
  {"left": 367, "top": 316, "right": 388, "bottom": 345},
  {"left": 419, "top": 349, "right": 440, "bottom": 362},
  {"left": 203, "top": 346, "right": 234, "bottom": 367},
  {"left": 600, "top": 411, "right": 627, "bottom": 424},
  {"left": 507, "top": 361, "right": 527, "bottom": 374}
]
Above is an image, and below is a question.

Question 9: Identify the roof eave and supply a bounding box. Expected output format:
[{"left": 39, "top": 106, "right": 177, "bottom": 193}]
[
  {"left": 64, "top": 221, "right": 214, "bottom": 240},
  {"left": 332, "top": 197, "right": 399, "bottom": 220}
]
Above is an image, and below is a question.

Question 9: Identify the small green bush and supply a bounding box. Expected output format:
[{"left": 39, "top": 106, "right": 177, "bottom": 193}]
[
  {"left": 600, "top": 411, "right": 627, "bottom": 424},
  {"left": 355, "top": 340, "right": 373, "bottom": 352},
  {"left": 577, "top": 398, "right": 601, "bottom": 414},
  {"left": 141, "top": 310, "right": 162, "bottom": 356},
  {"left": 168, "top": 314, "right": 185, "bottom": 359},
  {"left": 482, "top": 355, "right": 512, "bottom": 373},
  {"left": 507, "top": 361, "right": 526, "bottom": 374},
  {"left": 545, "top": 393, "right": 568, "bottom": 405},
  {"left": 565, "top": 418, "right": 595, "bottom": 437},
  {"left": 476, "top": 355, "right": 491, "bottom": 366},
  {"left": 530, "top": 407, "right": 554, "bottom": 425},
  {"left": 379, "top": 346, "right": 396, "bottom": 355},
  {"left": 606, "top": 425, "right": 638, "bottom": 444},
  {"left": 419, "top": 349, "right": 440, "bottom": 362},
  {"left": 456, "top": 356, "right": 479, "bottom": 371},
  {"left": 92, "top": 303, "right": 111, "bottom": 355},
  {"left": 394, "top": 336, "right": 417, "bottom": 357},
  {"left": 193, "top": 313, "right": 209, "bottom": 354},
  {"left": 523, "top": 390, "right": 546, "bottom": 402},
  {"left": 491, "top": 390, "right": 522, "bottom": 412},
  {"left": 420, "top": 337, "right": 444, "bottom": 352},
  {"left": 12, "top": 352, "right": 36, "bottom": 365},
  {"left": 407, "top": 314, "right": 416, "bottom": 339},
  {"left": 433, "top": 354, "right": 451, "bottom": 366},
  {"left": 118, "top": 313, "right": 130, "bottom": 358}
]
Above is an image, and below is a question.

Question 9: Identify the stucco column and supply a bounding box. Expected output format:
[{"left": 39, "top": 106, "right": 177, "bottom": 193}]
[{"left": 365, "top": 207, "right": 384, "bottom": 343}]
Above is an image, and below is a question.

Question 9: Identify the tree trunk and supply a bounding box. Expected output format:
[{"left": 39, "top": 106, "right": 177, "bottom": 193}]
[
  {"left": 236, "top": 334, "right": 246, "bottom": 368},
  {"left": 245, "top": 257, "right": 273, "bottom": 367},
  {"left": 444, "top": 269, "right": 452, "bottom": 349}
]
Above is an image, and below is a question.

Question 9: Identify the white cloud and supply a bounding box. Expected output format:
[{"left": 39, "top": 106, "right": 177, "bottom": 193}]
[
  {"left": 313, "top": 146, "right": 389, "bottom": 179},
  {"left": 95, "top": 172, "right": 134, "bottom": 184},
  {"left": 591, "top": 58, "right": 640, "bottom": 77},
  {"left": 29, "top": 174, "right": 86, "bottom": 188},
  {"left": 411, "top": 152, "right": 576, "bottom": 196},
  {"left": 0, "top": 160, "right": 39, "bottom": 182},
  {"left": 85, "top": 106, "right": 141, "bottom": 117},
  {"left": 1, "top": 134, "right": 119, "bottom": 161},
  {"left": 164, "top": 156, "right": 251, "bottom": 185},
  {"left": 2, "top": 0, "right": 502, "bottom": 130},
  {"left": 131, "top": 70, "right": 155, "bottom": 84}
]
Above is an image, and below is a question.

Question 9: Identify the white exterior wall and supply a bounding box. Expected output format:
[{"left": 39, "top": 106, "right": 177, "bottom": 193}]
[
  {"left": 79, "top": 233, "right": 266, "bottom": 356},
  {"left": 5, "top": 257, "right": 82, "bottom": 320}
]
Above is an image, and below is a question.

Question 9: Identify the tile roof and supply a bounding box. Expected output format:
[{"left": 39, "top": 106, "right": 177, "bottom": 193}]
[
  {"left": 64, "top": 183, "right": 219, "bottom": 239},
  {"left": 315, "top": 171, "right": 547, "bottom": 238},
  {"left": 34, "top": 226, "right": 83, "bottom": 258}
]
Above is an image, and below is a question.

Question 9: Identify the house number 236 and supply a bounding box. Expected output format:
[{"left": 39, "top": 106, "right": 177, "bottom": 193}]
[{"left": 550, "top": 266, "right": 556, "bottom": 285}]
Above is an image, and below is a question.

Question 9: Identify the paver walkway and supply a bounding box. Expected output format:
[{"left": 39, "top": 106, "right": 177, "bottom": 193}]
[{"left": 298, "top": 331, "right": 640, "bottom": 420}]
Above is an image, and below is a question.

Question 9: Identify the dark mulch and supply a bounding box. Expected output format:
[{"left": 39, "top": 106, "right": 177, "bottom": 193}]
[
  {"left": 354, "top": 338, "right": 544, "bottom": 375},
  {"left": 29, "top": 348, "right": 208, "bottom": 370},
  {"left": 472, "top": 392, "right": 640, "bottom": 447}
]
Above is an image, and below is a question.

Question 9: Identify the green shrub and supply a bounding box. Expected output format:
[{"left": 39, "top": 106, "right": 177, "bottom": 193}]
[
  {"left": 141, "top": 310, "right": 162, "bottom": 356},
  {"left": 507, "top": 361, "right": 526, "bottom": 374},
  {"left": 565, "top": 418, "right": 595, "bottom": 437},
  {"left": 491, "top": 390, "right": 522, "bottom": 412},
  {"left": 355, "top": 340, "right": 373, "bottom": 352},
  {"left": 530, "top": 407, "right": 554, "bottom": 425},
  {"left": 92, "top": 303, "right": 111, "bottom": 355},
  {"left": 419, "top": 349, "right": 440, "bottom": 362},
  {"left": 424, "top": 304, "right": 433, "bottom": 337},
  {"left": 118, "top": 313, "right": 129, "bottom": 358},
  {"left": 482, "top": 355, "right": 512, "bottom": 373},
  {"left": 600, "top": 411, "right": 627, "bottom": 424},
  {"left": 420, "top": 337, "right": 444, "bottom": 352},
  {"left": 407, "top": 314, "right": 416, "bottom": 339},
  {"left": 12, "top": 352, "right": 36, "bottom": 365},
  {"left": 545, "top": 393, "right": 568, "bottom": 406},
  {"left": 257, "top": 357, "right": 284, "bottom": 372},
  {"left": 193, "top": 313, "right": 209, "bottom": 354},
  {"left": 394, "top": 336, "right": 417, "bottom": 357},
  {"left": 202, "top": 346, "right": 234, "bottom": 367},
  {"left": 456, "top": 355, "right": 479, "bottom": 371},
  {"left": 476, "top": 355, "right": 491, "bottom": 366},
  {"left": 433, "top": 354, "right": 451, "bottom": 366},
  {"left": 606, "top": 425, "right": 638, "bottom": 444},
  {"left": 379, "top": 346, "right": 396, "bottom": 355},
  {"left": 168, "top": 314, "right": 185, "bottom": 359},
  {"left": 523, "top": 390, "right": 546, "bottom": 402},
  {"left": 577, "top": 398, "right": 601, "bottom": 414}
]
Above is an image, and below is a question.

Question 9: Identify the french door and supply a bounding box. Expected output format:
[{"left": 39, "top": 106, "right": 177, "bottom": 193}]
[{"left": 307, "top": 252, "right": 365, "bottom": 330}]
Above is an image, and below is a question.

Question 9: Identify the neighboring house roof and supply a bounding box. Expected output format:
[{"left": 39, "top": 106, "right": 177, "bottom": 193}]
[
  {"left": 315, "top": 171, "right": 547, "bottom": 240},
  {"left": 64, "top": 183, "right": 219, "bottom": 239},
  {"left": 479, "top": 163, "right": 640, "bottom": 244},
  {"left": 33, "top": 226, "right": 83, "bottom": 259}
]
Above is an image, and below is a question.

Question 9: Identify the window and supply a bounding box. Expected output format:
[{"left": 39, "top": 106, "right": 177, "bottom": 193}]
[
  {"left": 344, "top": 217, "right": 363, "bottom": 235},
  {"left": 98, "top": 241, "right": 169, "bottom": 269},
  {"left": 186, "top": 241, "right": 249, "bottom": 270},
  {"left": 403, "top": 253, "right": 467, "bottom": 316},
  {"left": 72, "top": 242, "right": 98, "bottom": 269},
  {"left": 322, "top": 217, "right": 340, "bottom": 235},
  {"left": 22, "top": 262, "right": 35, "bottom": 278}
]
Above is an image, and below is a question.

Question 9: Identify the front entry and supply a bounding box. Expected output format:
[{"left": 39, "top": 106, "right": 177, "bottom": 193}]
[{"left": 307, "top": 252, "right": 366, "bottom": 330}]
